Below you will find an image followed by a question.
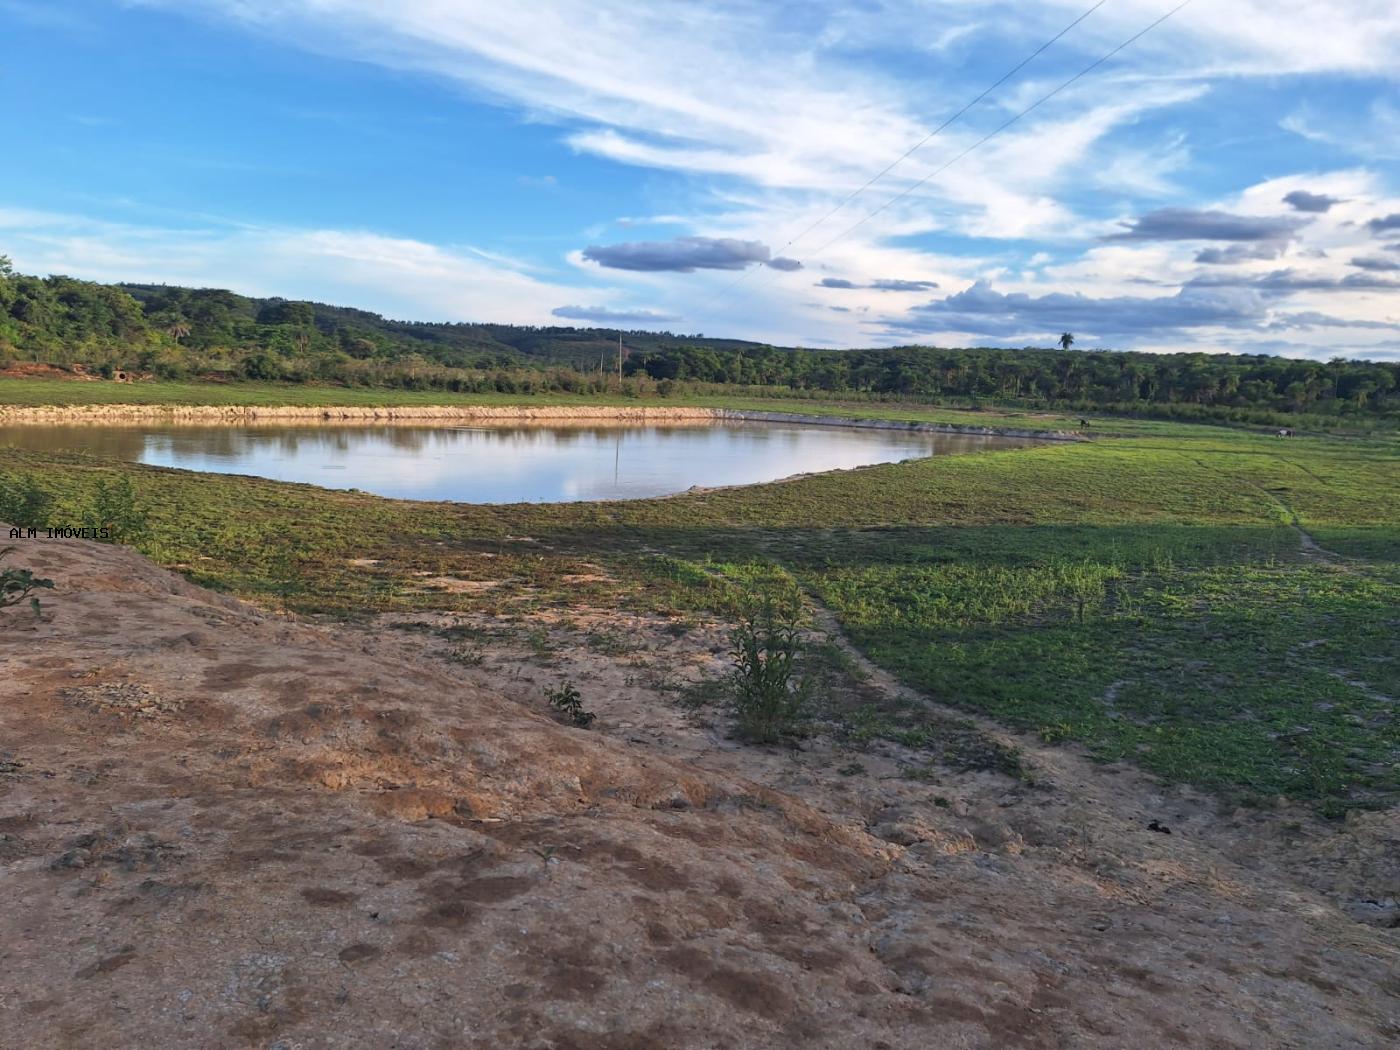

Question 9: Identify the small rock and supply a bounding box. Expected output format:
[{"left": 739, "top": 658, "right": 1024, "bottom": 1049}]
[
  {"left": 827, "top": 902, "right": 865, "bottom": 925},
  {"left": 51, "top": 848, "right": 91, "bottom": 870},
  {"left": 1343, "top": 898, "right": 1399, "bottom": 928},
  {"left": 870, "top": 821, "right": 925, "bottom": 846}
]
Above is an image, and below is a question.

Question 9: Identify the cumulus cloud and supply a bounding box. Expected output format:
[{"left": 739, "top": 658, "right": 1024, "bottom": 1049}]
[
  {"left": 1282, "top": 190, "right": 1343, "bottom": 213},
  {"left": 581, "top": 236, "right": 799, "bottom": 273},
  {"left": 1107, "top": 208, "right": 1307, "bottom": 242},
  {"left": 1269, "top": 311, "right": 1400, "bottom": 331},
  {"left": 1350, "top": 256, "right": 1400, "bottom": 272},
  {"left": 1189, "top": 269, "right": 1400, "bottom": 292},
  {"left": 1194, "top": 243, "right": 1286, "bottom": 265},
  {"left": 870, "top": 278, "right": 940, "bottom": 292},
  {"left": 888, "top": 280, "right": 1270, "bottom": 341},
  {"left": 25, "top": 2, "right": 1400, "bottom": 358},
  {"left": 817, "top": 277, "right": 939, "bottom": 291},
  {"left": 550, "top": 304, "right": 680, "bottom": 323}
]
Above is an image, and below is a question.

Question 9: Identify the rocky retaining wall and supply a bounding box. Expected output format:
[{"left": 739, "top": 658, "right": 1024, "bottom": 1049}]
[{"left": 0, "top": 402, "right": 1083, "bottom": 440}]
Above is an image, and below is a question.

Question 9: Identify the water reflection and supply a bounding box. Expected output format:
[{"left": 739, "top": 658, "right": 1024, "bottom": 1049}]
[{"left": 1, "top": 422, "right": 1036, "bottom": 504}]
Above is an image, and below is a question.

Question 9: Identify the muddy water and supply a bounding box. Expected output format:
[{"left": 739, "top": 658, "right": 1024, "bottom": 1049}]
[{"left": 2, "top": 421, "right": 1036, "bottom": 503}]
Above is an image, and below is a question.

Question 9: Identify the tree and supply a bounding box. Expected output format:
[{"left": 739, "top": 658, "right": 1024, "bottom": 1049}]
[
  {"left": 0, "top": 254, "right": 13, "bottom": 278},
  {"left": 1059, "top": 332, "right": 1075, "bottom": 351}
]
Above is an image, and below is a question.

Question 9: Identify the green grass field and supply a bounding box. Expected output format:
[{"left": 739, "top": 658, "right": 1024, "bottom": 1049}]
[{"left": 3, "top": 380, "right": 1397, "bottom": 813}]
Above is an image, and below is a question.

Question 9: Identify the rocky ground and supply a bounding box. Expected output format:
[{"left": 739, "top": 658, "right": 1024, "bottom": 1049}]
[{"left": 1, "top": 535, "right": 1397, "bottom": 1049}]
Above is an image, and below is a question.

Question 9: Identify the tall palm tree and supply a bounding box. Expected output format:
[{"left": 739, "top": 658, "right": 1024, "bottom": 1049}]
[{"left": 1058, "top": 332, "right": 1075, "bottom": 351}]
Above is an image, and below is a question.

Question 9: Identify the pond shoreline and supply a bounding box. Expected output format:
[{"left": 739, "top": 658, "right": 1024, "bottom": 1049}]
[{"left": 0, "top": 402, "right": 1085, "bottom": 440}]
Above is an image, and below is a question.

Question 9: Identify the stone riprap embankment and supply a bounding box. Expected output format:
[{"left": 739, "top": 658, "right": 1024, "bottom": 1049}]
[{"left": 0, "top": 402, "right": 1084, "bottom": 440}]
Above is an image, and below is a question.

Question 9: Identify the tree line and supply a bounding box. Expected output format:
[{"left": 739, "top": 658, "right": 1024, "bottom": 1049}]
[{"left": 1, "top": 258, "right": 1396, "bottom": 424}]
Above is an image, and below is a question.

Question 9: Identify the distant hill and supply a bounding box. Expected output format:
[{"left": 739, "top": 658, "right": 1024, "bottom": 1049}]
[
  {"left": 115, "top": 283, "right": 778, "bottom": 371},
  {"left": 0, "top": 259, "right": 1396, "bottom": 424}
]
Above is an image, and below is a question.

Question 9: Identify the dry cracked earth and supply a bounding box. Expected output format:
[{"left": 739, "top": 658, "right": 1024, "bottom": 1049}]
[{"left": 1, "top": 534, "right": 1397, "bottom": 1049}]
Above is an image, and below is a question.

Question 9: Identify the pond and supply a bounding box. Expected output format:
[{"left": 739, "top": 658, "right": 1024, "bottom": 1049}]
[{"left": 3, "top": 421, "right": 1037, "bottom": 504}]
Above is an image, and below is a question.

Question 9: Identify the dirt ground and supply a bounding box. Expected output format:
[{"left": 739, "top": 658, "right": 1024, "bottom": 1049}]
[{"left": 1, "top": 535, "right": 1397, "bottom": 1049}]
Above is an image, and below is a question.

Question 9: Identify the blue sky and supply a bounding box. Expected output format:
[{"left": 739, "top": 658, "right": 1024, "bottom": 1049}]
[{"left": 3, "top": 0, "right": 1398, "bottom": 359}]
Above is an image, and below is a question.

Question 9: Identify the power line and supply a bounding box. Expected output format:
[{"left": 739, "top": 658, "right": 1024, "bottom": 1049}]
[
  {"left": 805, "top": 0, "right": 1194, "bottom": 257},
  {"left": 709, "top": 0, "right": 1194, "bottom": 319},
  {"left": 701, "top": 0, "right": 1111, "bottom": 310},
  {"left": 770, "top": 0, "right": 1110, "bottom": 260}
]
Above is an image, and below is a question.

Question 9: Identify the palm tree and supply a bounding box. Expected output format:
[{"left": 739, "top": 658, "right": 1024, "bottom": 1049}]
[{"left": 1058, "top": 332, "right": 1075, "bottom": 351}]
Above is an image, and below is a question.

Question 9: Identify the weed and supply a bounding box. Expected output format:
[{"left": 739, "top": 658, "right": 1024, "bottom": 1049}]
[
  {"left": 0, "top": 546, "right": 54, "bottom": 617},
  {"left": 676, "top": 676, "right": 728, "bottom": 710},
  {"left": 728, "top": 586, "right": 810, "bottom": 743},
  {"left": 585, "top": 630, "right": 640, "bottom": 656},
  {"left": 447, "top": 646, "right": 486, "bottom": 667},
  {"left": 545, "top": 680, "right": 595, "bottom": 728}
]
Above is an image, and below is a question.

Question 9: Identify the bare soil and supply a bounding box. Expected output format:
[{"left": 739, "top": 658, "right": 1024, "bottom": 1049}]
[{"left": 1, "top": 536, "right": 1396, "bottom": 1049}]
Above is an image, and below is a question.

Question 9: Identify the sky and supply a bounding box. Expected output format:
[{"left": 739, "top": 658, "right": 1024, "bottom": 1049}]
[{"left": 2, "top": 0, "right": 1399, "bottom": 360}]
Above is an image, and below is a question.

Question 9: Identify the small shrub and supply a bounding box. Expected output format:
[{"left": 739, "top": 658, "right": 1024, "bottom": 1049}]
[
  {"left": 448, "top": 646, "right": 486, "bottom": 667},
  {"left": 545, "top": 680, "right": 595, "bottom": 728},
  {"left": 0, "top": 546, "right": 54, "bottom": 617},
  {"left": 728, "top": 589, "right": 809, "bottom": 743},
  {"left": 0, "top": 475, "right": 53, "bottom": 529},
  {"left": 89, "top": 476, "right": 151, "bottom": 545}
]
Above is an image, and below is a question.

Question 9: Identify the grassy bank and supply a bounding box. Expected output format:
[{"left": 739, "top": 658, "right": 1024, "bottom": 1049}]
[{"left": 3, "top": 395, "right": 1397, "bottom": 813}]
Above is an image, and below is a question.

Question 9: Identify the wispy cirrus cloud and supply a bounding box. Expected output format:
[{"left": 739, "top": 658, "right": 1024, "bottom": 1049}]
[
  {"left": 0, "top": 207, "right": 601, "bottom": 324},
  {"left": 25, "top": 2, "right": 1400, "bottom": 358}
]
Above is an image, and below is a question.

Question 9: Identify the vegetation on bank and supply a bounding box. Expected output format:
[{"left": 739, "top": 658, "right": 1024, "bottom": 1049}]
[
  {"left": 2, "top": 258, "right": 1397, "bottom": 426},
  {"left": 3, "top": 405, "right": 1397, "bottom": 814}
]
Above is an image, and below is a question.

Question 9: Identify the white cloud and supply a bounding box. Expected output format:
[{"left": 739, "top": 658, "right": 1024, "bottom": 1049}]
[
  {"left": 0, "top": 209, "right": 604, "bottom": 324},
  {"left": 36, "top": 2, "right": 1400, "bottom": 357}
]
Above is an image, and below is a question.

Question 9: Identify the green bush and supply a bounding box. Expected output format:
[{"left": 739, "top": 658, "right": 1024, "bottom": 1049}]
[
  {"left": 90, "top": 475, "right": 151, "bottom": 545},
  {"left": 0, "top": 474, "right": 54, "bottom": 529}
]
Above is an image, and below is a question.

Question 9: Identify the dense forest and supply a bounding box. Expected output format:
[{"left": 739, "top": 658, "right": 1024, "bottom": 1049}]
[{"left": 1, "top": 258, "right": 1397, "bottom": 424}]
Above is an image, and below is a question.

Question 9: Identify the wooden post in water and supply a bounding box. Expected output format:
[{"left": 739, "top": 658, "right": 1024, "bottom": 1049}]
[{"left": 617, "top": 334, "right": 623, "bottom": 389}]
